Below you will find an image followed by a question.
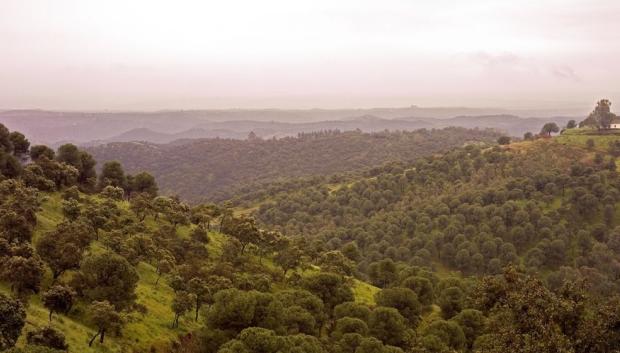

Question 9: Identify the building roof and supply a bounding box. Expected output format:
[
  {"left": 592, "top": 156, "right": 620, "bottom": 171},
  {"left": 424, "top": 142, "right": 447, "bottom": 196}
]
[{"left": 610, "top": 116, "right": 620, "bottom": 124}]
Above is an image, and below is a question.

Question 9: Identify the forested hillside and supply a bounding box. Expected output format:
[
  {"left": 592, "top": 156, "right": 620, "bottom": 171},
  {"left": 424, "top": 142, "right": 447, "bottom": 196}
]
[
  {"left": 5, "top": 114, "right": 620, "bottom": 353},
  {"left": 87, "top": 128, "right": 501, "bottom": 203},
  {"left": 250, "top": 137, "right": 620, "bottom": 292}
]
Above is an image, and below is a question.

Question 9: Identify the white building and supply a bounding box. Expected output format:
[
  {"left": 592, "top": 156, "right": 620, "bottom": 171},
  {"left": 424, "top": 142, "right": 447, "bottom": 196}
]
[{"left": 610, "top": 118, "right": 620, "bottom": 129}]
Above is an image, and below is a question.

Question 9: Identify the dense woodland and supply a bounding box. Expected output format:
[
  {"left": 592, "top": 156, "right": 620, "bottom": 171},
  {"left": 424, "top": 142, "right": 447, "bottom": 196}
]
[
  {"left": 4, "top": 105, "right": 620, "bottom": 353},
  {"left": 87, "top": 128, "right": 502, "bottom": 203}
]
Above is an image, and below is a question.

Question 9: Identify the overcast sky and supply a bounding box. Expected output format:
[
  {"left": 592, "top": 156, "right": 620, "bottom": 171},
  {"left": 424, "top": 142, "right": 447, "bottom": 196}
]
[{"left": 1, "top": 0, "right": 619, "bottom": 110}]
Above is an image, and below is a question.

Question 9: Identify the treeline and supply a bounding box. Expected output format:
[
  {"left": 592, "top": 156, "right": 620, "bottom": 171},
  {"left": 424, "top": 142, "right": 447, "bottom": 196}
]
[{"left": 87, "top": 127, "right": 502, "bottom": 203}]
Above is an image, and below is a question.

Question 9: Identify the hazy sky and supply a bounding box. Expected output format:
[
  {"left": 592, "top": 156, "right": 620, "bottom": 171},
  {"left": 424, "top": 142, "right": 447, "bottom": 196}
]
[{"left": 1, "top": 0, "right": 619, "bottom": 110}]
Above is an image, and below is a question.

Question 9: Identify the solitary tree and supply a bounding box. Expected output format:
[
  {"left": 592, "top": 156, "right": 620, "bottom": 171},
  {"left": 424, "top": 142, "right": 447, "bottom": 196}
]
[
  {"left": 540, "top": 123, "right": 560, "bottom": 137},
  {"left": 171, "top": 291, "right": 196, "bottom": 328},
  {"left": 88, "top": 301, "right": 124, "bottom": 347},
  {"left": 155, "top": 250, "right": 175, "bottom": 285},
  {"left": 188, "top": 278, "right": 209, "bottom": 321},
  {"left": 42, "top": 285, "right": 76, "bottom": 322}
]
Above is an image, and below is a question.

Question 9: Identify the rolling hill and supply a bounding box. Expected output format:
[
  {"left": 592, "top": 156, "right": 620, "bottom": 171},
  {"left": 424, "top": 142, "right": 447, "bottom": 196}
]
[
  {"left": 0, "top": 108, "right": 578, "bottom": 146},
  {"left": 4, "top": 121, "right": 620, "bottom": 353},
  {"left": 87, "top": 127, "right": 503, "bottom": 202}
]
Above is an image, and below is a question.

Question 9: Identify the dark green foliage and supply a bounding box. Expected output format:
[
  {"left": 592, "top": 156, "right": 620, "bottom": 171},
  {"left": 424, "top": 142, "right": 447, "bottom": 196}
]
[
  {"left": 452, "top": 309, "right": 485, "bottom": 349},
  {"left": 0, "top": 293, "right": 26, "bottom": 350},
  {"left": 127, "top": 171, "right": 158, "bottom": 197},
  {"left": 98, "top": 161, "right": 126, "bottom": 190},
  {"left": 56, "top": 144, "right": 82, "bottom": 168},
  {"left": 206, "top": 289, "right": 264, "bottom": 333},
  {"left": 9, "top": 131, "right": 30, "bottom": 157},
  {"left": 218, "top": 328, "right": 325, "bottom": 353},
  {"left": 37, "top": 221, "right": 95, "bottom": 279},
  {"left": 437, "top": 287, "right": 465, "bottom": 319},
  {"left": 222, "top": 216, "right": 260, "bottom": 254},
  {"left": 26, "top": 327, "right": 68, "bottom": 350},
  {"left": 1, "top": 253, "right": 45, "bottom": 296},
  {"left": 276, "top": 290, "right": 326, "bottom": 330},
  {"left": 274, "top": 243, "right": 302, "bottom": 276},
  {"left": 368, "top": 259, "right": 398, "bottom": 288},
  {"left": 282, "top": 305, "right": 319, "bottom": 336},
  {"left": 301, "top": 272, "right": 354, "bottom": 312},
  {"left": 21, "top": 164, "right": 56, "bottom": 191},
  {"left": 331, "top": 317, "right": 369, "bottom": 339},
  {"left": 540, "top": 122, "right": 559, "bottom": 136},
  {"left": 73, "top": 251, "right": 139, "bottom": 310},
  {"left": 474, "top": 267, "right": 620, "bottom": 353},
  {"left": 333, "top": 302, "right": 372, "bottom": 322},
  {"left": 421, "top": 320, "right": 466, "bottom": 351},
  {"left": 374, "top": 287, "right": 422, "bottom": 326},
  {"left": 316, "top": 250, "right": 356, "bottom": 276},
  {"left": 0, "top": 152, "right": 22, "bottom": 178},
  {"left": 171, "top": 291, "right": 195, "bottom": 328},
  {"left": 0, "top": 124, "right": 14, "bottom": 153},
  {"left": 368, "top": 307, "right": 408, "bottom": 347},
  {"left": 56, "top": 144, "right": 97, "bottom": 190},
  {"left": 30, "top": 145, "right": 55, "bottom": 161},
  {"left": 401, "top": 276, "right": 434, "bottom": 306},
  {"left": 42, "top": 285, "right": 75, "bottom": 322}
]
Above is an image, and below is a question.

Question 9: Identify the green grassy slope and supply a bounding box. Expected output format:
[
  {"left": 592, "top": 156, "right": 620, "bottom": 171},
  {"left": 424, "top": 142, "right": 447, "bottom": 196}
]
[
  {"left": 4, "top": 194, "right": 203, "bottom": 353},
  {"left": 555, "top": 127, "right": 620, "bottom": 150},
  {"left": 4, "top": 192, "right": 380, "bottom": 352}
]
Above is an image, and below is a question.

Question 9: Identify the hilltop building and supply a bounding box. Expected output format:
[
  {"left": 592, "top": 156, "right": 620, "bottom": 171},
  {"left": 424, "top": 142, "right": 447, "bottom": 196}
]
[{"left": 610, "top": 117, "right": 620, "bottom": 129}]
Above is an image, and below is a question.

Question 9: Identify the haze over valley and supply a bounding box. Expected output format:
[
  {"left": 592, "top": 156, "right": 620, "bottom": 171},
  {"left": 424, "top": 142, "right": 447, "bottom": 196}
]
[
  {"left": 0, "top": 107, "right": 580, "bottom": 146},
  {"left": 2, "top": 1, "right": 620, "bottom": 353}
]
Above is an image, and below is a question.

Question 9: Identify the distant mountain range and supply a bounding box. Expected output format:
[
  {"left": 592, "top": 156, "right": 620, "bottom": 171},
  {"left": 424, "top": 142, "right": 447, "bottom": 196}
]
[
  {"left": 0, "top": 108, "right": 580, "bottom": 146},
  {"left": 87, "top": 115, "right": 574, "bottom": 145}
]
